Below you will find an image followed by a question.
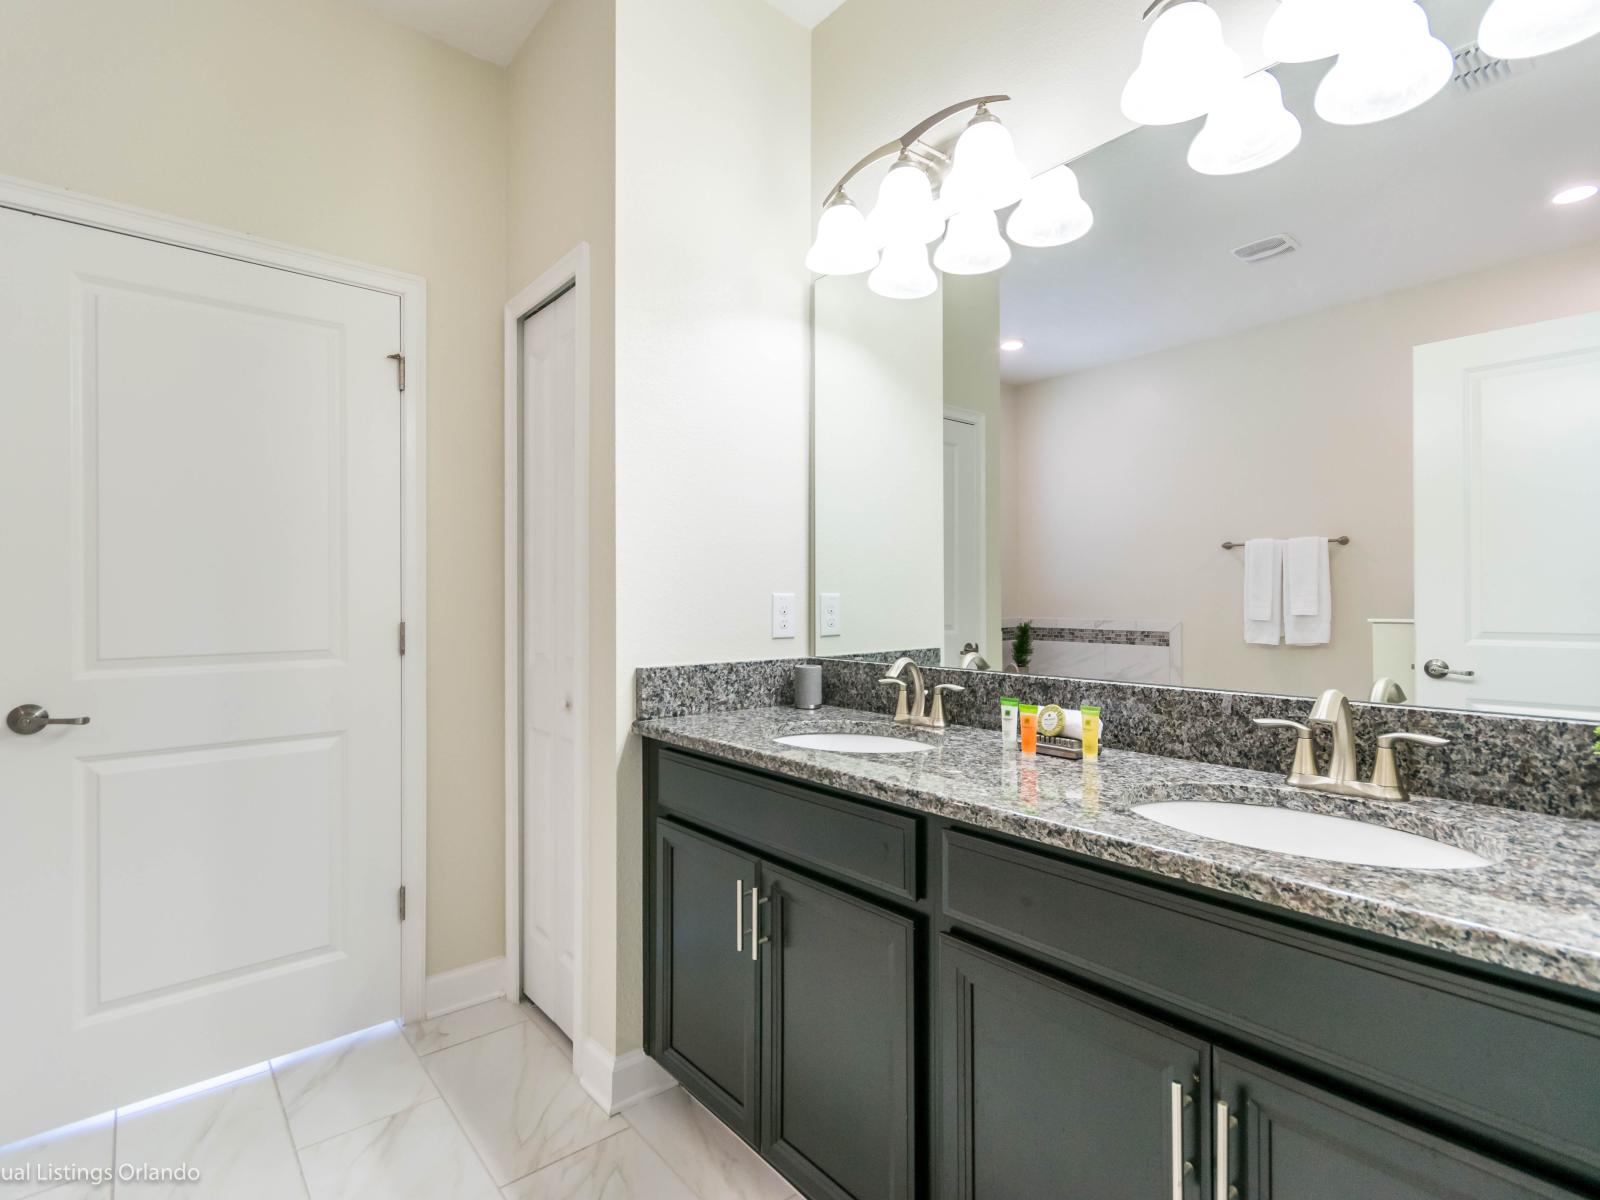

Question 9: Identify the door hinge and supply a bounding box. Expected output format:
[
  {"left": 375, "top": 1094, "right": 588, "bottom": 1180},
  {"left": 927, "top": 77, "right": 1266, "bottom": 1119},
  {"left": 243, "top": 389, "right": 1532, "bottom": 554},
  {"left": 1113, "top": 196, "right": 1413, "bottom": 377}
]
[
  {"left": 387, "top": 352, "right": 406, "bottom": 392},
  {"left": 398, "top": 885, "right": 407, "bottom": 921},
  {"left": 398, "top": 621, "right": 407, "bottom": 656}
]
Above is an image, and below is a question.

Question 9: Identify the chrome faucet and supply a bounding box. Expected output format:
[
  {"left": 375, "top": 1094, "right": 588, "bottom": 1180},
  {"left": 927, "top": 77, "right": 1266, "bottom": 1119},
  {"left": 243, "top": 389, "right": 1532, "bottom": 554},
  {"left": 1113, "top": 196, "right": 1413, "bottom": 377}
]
[
  {"left": 1254, "top": 687, "right": 1448, "bottom": 802},
  {"left": 879, "top": 657, "right": 963, "bottom": 729}
]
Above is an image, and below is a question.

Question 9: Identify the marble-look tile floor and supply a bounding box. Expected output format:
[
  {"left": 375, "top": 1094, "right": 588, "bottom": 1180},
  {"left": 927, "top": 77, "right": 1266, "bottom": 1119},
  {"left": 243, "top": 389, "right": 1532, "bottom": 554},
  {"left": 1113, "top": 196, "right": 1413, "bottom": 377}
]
[{"left": 0, "top": 1000, "right": 800, "bottom": 1200}]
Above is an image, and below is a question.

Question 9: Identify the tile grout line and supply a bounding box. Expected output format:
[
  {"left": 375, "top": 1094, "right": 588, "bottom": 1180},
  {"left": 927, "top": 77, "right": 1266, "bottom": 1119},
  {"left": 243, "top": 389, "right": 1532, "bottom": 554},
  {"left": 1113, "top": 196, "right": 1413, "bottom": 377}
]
[
  {"left": 267, "top": 1060, "right": 317, "bottom": 1200},
  {"left": 407, "top": 1006, "right": 534, "bottom": 1061},
  {"left": 495, "top": 1124, "right": 640, "bottom": 1195},
  {"left": 402, "top": 1018, "right": 507, "bottom": 1193}
]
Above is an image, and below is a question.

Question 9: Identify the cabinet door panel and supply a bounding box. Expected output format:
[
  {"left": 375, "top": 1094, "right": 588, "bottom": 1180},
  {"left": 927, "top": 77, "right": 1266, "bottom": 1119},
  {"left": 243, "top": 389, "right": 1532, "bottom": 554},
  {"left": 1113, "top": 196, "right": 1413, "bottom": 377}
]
[
  {"left": 762, "top": 864, "right": 916, "bottom": 1200},
  {"left": 940, "top": 936, "right": 1206, "bottom": 1200},
  {"left": 654, "top": 820, "right": 760, "bottom": 1141},
  {"left": 1216, "top": 1052, "right": 1584, "bottom": 1200}
]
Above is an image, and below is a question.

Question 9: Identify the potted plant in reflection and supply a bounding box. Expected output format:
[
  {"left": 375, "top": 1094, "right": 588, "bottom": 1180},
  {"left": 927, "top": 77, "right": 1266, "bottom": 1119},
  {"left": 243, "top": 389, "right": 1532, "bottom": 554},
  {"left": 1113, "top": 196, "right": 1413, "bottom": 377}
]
[{"left": 1012, "top": 621, "right": 1034, "bottom": 674}]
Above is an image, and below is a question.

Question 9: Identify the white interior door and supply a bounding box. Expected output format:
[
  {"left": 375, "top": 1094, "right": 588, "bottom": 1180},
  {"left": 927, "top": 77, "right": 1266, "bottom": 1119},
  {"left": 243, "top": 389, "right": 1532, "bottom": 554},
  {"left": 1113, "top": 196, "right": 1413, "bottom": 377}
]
[
  {"left": 0, "top": 206, "right": 405, "bottom": 1143},
  {"left": 520, "top": 287, "right": 580, "bottom": 1039},
  {"left": 943, "top": 413, "right": 985, "bottom": 667},
  {"left": 1414, "top": 311, "right": 1600, "bottom": 717}
]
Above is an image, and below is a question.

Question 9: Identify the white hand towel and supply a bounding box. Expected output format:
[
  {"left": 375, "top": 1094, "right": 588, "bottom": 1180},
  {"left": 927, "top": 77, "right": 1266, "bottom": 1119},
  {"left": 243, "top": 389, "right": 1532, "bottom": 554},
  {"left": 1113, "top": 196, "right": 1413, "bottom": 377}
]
[
  {"left": 1243, "top": 539, "right": 1282, "bottom": 645},
  {"left": 1286, "top": 537, "right": 1325, "bottom": 616},
  {"left": 1284, "top": 537, "right": 1331, "bottom": 645}
]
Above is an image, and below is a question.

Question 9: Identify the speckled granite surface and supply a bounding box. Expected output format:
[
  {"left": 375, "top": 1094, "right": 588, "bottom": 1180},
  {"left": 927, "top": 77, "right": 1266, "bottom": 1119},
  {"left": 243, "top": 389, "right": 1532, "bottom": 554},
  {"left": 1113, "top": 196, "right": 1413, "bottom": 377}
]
[
  {"left": 636, "top": 659, "right": 800, "bottom": 720},
  {"left": 635, "top": 705, "right": 1600, "bottom": 995},
  {"left": 821, "top": 658, "right": 1600, "bottom": 819}
]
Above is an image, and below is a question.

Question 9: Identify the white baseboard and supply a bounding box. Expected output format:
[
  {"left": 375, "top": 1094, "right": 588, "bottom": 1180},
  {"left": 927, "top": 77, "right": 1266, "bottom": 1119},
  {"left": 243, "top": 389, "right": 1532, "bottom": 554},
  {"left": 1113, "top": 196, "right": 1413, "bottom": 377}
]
[
  {"left": 424, "top": 956, "right": 509, "bottom": 1019},
  {"left": 577, "top": 1036, "right": 677, "bottom": 1115}
]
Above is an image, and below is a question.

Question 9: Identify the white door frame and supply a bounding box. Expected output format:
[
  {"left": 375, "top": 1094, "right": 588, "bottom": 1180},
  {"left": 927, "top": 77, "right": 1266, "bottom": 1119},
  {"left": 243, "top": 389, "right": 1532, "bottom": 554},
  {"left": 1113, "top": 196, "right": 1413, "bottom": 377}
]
[
  {"left": 943, "top": 406, "right": 988, "bottom": 661},
  {"left": 0, "top": 173, "right": 431, "bottom": 1025},
  {"left": 503, "top": 245, "right": 591, "bottom": 1073}
]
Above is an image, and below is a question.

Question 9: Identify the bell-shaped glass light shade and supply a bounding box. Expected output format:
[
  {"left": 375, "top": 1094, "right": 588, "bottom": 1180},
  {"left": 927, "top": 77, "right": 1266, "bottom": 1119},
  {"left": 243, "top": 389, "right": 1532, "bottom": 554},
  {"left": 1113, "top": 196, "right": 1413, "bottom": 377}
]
[
  {"left": 1262, "top": 0, "right": 1366, "bottom": 62},
  {"left": 934, "top": 209, "right": 1012, "bottom": 275},
  {"left": 948, "top": 113, "right": 1030, "bottom": 212},
  {"left": 1121, "top": 2, "right": 1244, "bottom": 125},
  {"left": 1005, "top": 166, "right": 1095, "bottom": 248},
  {"left": 805, "top": 197, "right": 880, "bottom": 276},
  {"left": 869, "top": 239, "right": 939, "bottom": 300},
  {"left": 1479, "top": 0, "right": 1600, "bottom": 58},
  {"left": 1315, "top": 0, "right": 1452, "bottom": 125},
  {"left": 1188, "top": 71, "right": 1303, "bottom": 175},
  {"left": 867, "top": 161, "right": 945, "bottom": 247}
]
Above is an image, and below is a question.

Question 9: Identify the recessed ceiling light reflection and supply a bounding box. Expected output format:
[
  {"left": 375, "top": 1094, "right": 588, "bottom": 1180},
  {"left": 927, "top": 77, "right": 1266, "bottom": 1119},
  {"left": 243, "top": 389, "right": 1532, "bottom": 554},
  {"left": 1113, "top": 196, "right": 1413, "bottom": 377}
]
[
  {"left": 1000, "top": 338, "right": 1026, "bottom": 352},
  {"left": 1552, "top": 183, "right": 1599, "bottom": 205}
]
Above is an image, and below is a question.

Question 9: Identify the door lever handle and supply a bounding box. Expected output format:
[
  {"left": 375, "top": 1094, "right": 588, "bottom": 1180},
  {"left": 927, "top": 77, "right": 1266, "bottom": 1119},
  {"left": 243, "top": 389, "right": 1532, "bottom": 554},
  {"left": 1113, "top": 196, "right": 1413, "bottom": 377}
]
[{"left": 7, "top": 705, "right": 91, "bottom": 735}]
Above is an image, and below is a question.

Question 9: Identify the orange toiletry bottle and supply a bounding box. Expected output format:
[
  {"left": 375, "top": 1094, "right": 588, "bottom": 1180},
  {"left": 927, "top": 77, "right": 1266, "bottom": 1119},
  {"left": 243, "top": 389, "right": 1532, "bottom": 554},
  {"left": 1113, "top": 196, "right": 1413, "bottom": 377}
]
[{"left": 1019, "top": 704, "right": 1039, "bottom": 755}]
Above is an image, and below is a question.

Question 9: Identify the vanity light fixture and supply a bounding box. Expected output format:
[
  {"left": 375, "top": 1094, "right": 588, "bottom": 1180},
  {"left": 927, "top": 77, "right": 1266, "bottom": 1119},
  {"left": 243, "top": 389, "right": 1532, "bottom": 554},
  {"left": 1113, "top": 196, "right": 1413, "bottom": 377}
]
[
  {"left": 946, "top": 106, "right": 1031, "bottom": 212},
  {"left": 1552, "top": 182, "right": 1600, "bottom": 204},
  {"left": 1313, "top": 0, "right": 1453, "bottom": 126},
  {"left": 1188, "top": 70, "right": 1302, "bottom": 175},
  {"left": 810, "top": 94, "right": 1094, "bottom": 296},
  {"left": 866, "top": 156, "right": 944, "bottom": 247},
  {"left": 935, "top": 208, "right": 1014, "bottom": 275},
  {"left": 1479, "top": 0, "right": 1600, "bottom": 59},
  {"left": 869, "top": 239, "right": 940, "bottom": 299},
  {"left": 1006, "top": 164, "right": 1096, "bottom": 247},
  {"left": 1121, "top": 1, "right": 1243, "bottom": 126},
  {"left": 1000, "top": 338, "right": 1026, "bottom": 352},
  {"left": 805, "top": 195, "right": 879, "bottom": 276}
]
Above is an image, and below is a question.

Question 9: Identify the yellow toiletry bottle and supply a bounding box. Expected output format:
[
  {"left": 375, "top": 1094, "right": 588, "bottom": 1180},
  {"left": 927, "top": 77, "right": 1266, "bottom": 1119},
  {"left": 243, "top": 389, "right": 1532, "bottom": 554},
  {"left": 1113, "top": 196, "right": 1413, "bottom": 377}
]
[{"left": 1080, "top": 705, "right": 1101, "bottom": 760}]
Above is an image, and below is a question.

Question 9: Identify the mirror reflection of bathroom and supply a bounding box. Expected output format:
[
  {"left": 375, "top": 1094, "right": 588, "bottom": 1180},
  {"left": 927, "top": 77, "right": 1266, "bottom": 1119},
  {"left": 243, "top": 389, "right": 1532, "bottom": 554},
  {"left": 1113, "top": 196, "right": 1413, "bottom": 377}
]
[{"left": 812, "top": 0, "right": 1600, "bottom": 719}]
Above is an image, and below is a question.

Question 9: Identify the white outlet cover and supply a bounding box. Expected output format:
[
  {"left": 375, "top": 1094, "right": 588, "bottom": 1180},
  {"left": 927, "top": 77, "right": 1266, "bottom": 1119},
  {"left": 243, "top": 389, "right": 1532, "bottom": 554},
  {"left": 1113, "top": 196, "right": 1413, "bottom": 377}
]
[
  {"left": 819, "top": 593, "right": 841, "bottom": 637},
  {"left": 771, "top": 592, "right": 797, "bottom": 639}
]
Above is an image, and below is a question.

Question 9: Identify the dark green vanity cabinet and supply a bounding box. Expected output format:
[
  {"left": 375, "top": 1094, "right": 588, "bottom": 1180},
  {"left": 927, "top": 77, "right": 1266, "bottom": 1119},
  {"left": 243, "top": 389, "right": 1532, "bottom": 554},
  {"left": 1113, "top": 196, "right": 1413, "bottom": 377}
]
[{"left": 642, "top": 742, "right": 1600, "bottom": 1200}]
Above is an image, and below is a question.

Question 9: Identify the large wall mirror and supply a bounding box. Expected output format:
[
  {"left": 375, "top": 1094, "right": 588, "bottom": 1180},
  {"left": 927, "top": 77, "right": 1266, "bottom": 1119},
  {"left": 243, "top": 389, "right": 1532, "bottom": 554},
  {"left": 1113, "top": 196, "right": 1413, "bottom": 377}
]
[{"left": 812, "top": 0, "right": 1600, "bottom": 718}]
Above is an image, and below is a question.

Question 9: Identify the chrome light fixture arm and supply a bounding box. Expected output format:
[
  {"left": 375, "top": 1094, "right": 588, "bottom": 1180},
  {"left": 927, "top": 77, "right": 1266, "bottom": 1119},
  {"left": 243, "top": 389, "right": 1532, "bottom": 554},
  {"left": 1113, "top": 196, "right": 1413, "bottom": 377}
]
[{"left": 819, "top": 94, "right": 1011, "bottom": 209}]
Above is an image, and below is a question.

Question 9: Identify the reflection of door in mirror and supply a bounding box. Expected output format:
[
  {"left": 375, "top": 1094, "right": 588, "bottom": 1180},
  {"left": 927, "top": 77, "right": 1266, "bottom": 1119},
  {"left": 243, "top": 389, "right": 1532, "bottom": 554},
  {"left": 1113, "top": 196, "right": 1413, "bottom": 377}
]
[
  {"left": 1414, "top": 311, "right": 1600, "bottom": 720},
  {"left": 943, "top": 411, "right": 984, "bottom": 666}
]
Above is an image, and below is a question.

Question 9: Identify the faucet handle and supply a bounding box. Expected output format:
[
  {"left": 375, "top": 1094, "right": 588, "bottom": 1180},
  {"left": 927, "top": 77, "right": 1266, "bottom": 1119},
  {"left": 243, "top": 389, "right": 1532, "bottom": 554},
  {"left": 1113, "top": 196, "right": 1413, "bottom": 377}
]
[
  {"left": 930, "top": 683, "right": 964, "bottom": 730},
  {"left": 1371, "top": 732, "right": 1449, "bottom": 800},
  {"left": 1252, "top": 717, "right": 1312, "bottom": 736},
  {"left": 878, "top": 677, "right": 909, "bottom": 723},
  {"left": 1376, "top": 732, "right": 1449, "bottom": 750},
  {"left": 1252, "top": 717, "right": 1318, "bottom": 781}
]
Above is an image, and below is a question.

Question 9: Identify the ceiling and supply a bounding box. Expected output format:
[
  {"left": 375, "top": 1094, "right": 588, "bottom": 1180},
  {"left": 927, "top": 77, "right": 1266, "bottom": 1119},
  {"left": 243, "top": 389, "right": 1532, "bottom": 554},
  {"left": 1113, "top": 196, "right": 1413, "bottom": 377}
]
[
  {"left": 351, "top": 0, "right": 847, "bottom": 66},
  {"left": 999, "top": 1, "right": 1600, "bottom": 383}
]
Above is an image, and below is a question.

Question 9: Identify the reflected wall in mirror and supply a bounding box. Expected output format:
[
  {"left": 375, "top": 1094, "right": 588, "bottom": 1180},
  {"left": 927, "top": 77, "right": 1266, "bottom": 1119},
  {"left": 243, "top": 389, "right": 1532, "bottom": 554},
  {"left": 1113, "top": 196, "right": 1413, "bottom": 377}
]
[{"left": 812, "top": 0, "right": 1600, "bottom": 719}]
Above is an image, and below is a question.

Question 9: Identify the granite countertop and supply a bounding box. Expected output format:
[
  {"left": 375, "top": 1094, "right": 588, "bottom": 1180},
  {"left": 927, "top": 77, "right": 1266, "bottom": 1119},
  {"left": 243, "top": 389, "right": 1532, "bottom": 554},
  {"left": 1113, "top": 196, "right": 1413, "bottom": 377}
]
[{"left": 635, "top": 705, "right": 1600, "bottom": 996}]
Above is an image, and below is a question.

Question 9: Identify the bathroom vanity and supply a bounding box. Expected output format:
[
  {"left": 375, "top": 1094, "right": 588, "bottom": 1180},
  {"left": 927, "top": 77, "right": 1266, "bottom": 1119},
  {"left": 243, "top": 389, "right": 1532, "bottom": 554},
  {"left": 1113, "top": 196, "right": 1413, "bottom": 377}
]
[{"left": 638, "top": 707, "right": 1600, "bottom": 1200}]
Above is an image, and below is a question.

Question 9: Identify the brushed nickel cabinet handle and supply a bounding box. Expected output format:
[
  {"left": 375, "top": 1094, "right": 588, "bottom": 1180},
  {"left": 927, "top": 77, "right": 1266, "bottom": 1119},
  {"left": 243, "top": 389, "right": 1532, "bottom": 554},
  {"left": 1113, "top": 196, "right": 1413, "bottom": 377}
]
[
  {"left": 1169, "top": 1081, "right": 1185, "bottom": 1200},
  {"left": 750, "top": 886, "right": 763, "bottom": 961},
  {"left": 1216, "top": 1099, "right": 1231, "bottom": 1200}
]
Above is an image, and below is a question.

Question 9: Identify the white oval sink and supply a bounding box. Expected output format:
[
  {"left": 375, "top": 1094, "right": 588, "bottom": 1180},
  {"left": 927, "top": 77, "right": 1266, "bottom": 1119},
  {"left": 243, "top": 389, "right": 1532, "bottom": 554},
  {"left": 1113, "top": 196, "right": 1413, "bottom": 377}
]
[
  {"left": 1133, "top": 801, "right": 1490, "bottom": 870},
  {"left": 774, "top": 733, "right": 933, "bottom": 755}
]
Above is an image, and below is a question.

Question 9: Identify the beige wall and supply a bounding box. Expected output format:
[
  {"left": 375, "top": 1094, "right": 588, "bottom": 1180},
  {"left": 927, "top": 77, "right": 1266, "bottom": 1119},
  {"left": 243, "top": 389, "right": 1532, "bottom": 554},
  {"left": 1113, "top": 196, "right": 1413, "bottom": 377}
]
[
  {"left": 1005, "top": 238, "right": 1600, "bottom": 699},
  {"left": 611, "top": 0, "right": 812, "bottom": 1055},
  {"left": 505, "top": 0, "right": 621, "bottom": 1045},
  {"left": 0, "top": 0, "right": 509, "bottom": 974}
]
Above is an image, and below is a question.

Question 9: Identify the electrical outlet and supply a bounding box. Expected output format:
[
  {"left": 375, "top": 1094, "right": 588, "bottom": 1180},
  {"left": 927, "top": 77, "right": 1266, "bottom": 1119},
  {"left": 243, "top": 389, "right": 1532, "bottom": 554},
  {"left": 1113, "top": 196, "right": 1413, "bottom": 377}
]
[
  {"left": 771, "top": 592, "right": 797, "bottom": 639},
  {"left": 819, "top": 593, "right": 842, "bottom": 637}
]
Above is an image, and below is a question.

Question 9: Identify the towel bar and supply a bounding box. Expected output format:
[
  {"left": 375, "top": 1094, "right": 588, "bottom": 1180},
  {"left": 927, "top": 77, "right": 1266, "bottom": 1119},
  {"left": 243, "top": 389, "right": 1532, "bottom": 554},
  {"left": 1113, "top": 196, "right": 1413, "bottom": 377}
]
[{"left": 1222, "top": 536, "right": 1349, "bottom": 550}]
